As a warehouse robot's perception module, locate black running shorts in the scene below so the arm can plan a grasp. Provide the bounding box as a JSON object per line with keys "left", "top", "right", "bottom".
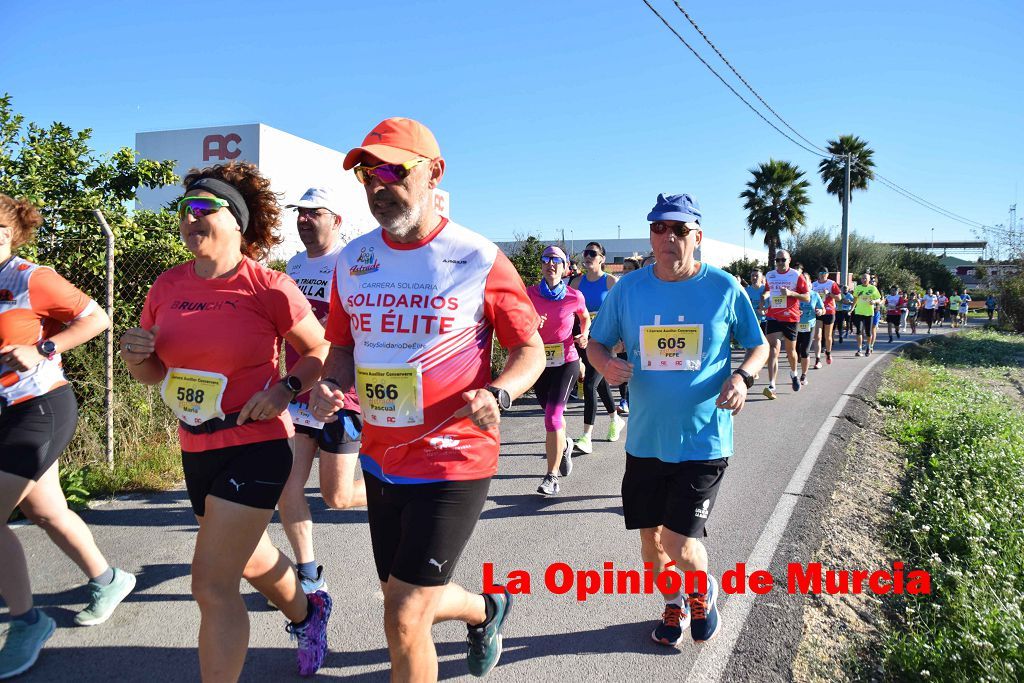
{"left": 621, "top": 454, "right": 728, "bottom": 538}
{"left": 816, "top": 313, "right": 835, "bottom": 325}
{"left": 764, "top": 319, "right": 797, "bottom": 341}
{"left": 0, "top": 384, "right": 77, "bottom": 481}
{"left": 181, "top": 439, "right": 292, "bottom": 516}
{"left": 852, "top": 313, "right": 873, "bottom": 335}
{"left": 796, "top": 330, "right": 813, "bottom": 359}
{"left": 886, "top": 313, "right": 901, "bottom": 325}
{"left": 293, "top": 409, "right": 362, "bottom": 455}
{"left": 364, "top": 471, "right": 491, "bottom": 587}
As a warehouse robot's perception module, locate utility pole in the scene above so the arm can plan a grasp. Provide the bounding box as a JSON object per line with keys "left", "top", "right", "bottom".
{"left": 617, "top": 224, "right": 621, "bottom": 240}
{"left": 840, "top": 153, "right": 851, "bottom": 287}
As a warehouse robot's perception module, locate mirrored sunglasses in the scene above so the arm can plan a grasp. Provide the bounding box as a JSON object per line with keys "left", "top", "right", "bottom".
{"left": 177, "top": 196, "right": 229, "bottom": 221}
{"left": 353, "top": 158, "right": 428, "bottom": 185}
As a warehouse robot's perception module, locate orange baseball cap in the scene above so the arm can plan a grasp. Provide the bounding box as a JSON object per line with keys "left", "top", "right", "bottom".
{"left": 343, "top": 117, "right": 441, "bottom": 170}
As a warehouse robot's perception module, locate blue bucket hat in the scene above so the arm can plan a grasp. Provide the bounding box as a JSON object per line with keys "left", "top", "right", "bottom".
{"left": 647, "top": 193, "right": 702, "bottom": 224}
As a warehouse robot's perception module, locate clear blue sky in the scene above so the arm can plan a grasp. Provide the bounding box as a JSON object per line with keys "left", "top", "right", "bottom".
{"left": 3, "top": 0, "right": 1022, "bottom": 250}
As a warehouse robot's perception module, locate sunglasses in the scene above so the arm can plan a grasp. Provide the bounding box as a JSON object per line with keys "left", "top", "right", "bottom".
{"left": 177, "top": 196, "right": 229, "bottom": 221}
{"left": 582, "top": 249, "right": 601, "bottom": 258}
{"left": 541, "top": 255, "right": 565, "bottom": 265}
{"left": 353, "top": 158, "right": 427, "bottom": 185}
{"left": 775, "top": 257, "right": 788, "bottom": 262}
{"left": 650, "top": 222, "right": 697, "bottom": 238}
{"left": 296, "top": 208, "right": 333, "bottom": 219}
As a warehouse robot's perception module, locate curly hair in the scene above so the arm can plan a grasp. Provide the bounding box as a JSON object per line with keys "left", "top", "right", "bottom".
{"left": 0, "top": 194, "right": 44, "bottom": 250}
{"left": 182, "top": 161, "right": 281, "bottom": 261}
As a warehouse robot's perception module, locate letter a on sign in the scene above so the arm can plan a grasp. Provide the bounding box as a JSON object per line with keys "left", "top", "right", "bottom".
{"left": 203, "top": 133, "right": 242, "bottom": 161}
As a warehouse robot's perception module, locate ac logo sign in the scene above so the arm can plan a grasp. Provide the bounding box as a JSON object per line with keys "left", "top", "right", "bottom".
{"left": 203, "top": 133, "right": 242, "bottom": 161}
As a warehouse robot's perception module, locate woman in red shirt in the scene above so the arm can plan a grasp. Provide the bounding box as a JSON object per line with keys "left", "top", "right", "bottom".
{"left": 0, "top": 194, "right": 134, "bottom": 678}
{"left": 120, "top": 163, "right": 331, "bottom": 680}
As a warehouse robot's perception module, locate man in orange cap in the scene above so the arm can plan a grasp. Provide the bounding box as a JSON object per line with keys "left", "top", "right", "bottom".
{"left": 311, "top": 118, "right": 545, "bottom": 680}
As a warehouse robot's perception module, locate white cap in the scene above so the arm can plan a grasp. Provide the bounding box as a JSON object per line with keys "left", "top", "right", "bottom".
{"left": 285, "top": 187, "right": 343, "bottom": 217}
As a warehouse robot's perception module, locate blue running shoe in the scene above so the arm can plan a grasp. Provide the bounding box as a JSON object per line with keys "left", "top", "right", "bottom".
{"left": 791, "top": 374, "right": 801, "bottom": 392}
{"left": 0, "top": 610, "right": 56, "bottom": 679}
{"left": 286, "top": 590, "right": 332, "bottom": 677}
{"left": 688, "top": 575, "right": 721, "bottom": 643}
{"left": 467, "top": 588, "right": 512, "bottom": 677}
{"left": 651, "top": 602, "right": 691, "bottom": 646}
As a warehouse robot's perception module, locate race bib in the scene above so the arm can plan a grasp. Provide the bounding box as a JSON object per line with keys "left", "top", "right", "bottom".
{"left": 798, "top": 321, "right": 812, "bottom": 333}
{"left": 161, "top": 368, "right": 228, "bottom": 426}
{"left": 289, "top": 400, "right": 323, "bottom": 429}
{"left": 355, "top": 364, "right": 424, "bottom": 427}
{"left": 544, "top": 343, "right": 565, "bottom": 368}
{"left": 770, "top": 294, "right": 787, "bottom": 309}
{"left": 639, "top": 324, "right": 703, "bottom": 371}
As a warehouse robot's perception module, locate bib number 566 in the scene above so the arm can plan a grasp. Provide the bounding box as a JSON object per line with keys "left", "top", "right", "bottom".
{"left": 365, "top": 383, "right": 399, "bottom": 400}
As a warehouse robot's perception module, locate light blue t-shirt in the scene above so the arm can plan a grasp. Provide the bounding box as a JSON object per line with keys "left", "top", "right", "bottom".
{"left": 744, "top": 285, "right": 766, "bottom": 322}
{"left": 590, "top": 264, "right": 765, "bottom": 462}
{"left": 799, "top": 291, "right": 824, "bottom": 327}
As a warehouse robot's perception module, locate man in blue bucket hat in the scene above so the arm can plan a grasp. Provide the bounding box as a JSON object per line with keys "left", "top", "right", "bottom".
{"left": 586, "top": 193, "right": 768, "bottom": 647}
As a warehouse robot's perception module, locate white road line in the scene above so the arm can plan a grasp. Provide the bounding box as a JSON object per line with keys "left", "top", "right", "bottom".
{"left": 685, "top": 332, "right": 942, "bottom": 682}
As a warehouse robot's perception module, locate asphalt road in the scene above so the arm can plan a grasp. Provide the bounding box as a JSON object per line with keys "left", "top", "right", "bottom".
{"left": 7, "top": 325, "right": 955, "bottom": 681}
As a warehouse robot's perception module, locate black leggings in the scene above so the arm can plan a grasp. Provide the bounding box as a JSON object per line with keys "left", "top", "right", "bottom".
{"left": 534, "top": 359, "right": 580, "bottom": 432}
{"left": 616, "top": 351, "right": 629, "bottom": 403}
{"left": 579, "top": 345, "right": 615, "bottom": 425}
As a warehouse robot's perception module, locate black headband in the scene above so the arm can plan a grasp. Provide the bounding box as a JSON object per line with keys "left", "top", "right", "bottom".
{"left": 185, "top": 177, "right": 250, "bottom": 234}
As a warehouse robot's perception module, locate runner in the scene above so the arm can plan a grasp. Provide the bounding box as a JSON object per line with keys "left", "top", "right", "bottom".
{"left": 797, "top": 272, "right": 825, "bottom": 385}
{"left": 569, "top": 241, "right": 625, "bottom": 453}
{"left": 948, "top": 290, "right": 962, "bottom": 329}
{"left": 120, "top": 163, "right": 332, "bottom": 680}
{"left": 276, "top": 187, "right": 364, "bottom": 600}
{"left": 885, "top": 285, "right": 904, "bottom": 343}
{"left": 615, "top": 257, "right": 644, "bottom": 416}
{"left": 870, "top": 298, "right": 882, "bottom": 351}
{"left": 0, "top": 194, "right": 135, "bottom": 679}
{"left": 586, "top": 192, "right": 768, "bottom": 647}
{"left": 920, "top": 288, "right": 937, "bottom": 334}
{"left": 986, "top": 294, "right": 997, "bottom": 321}
{"left": 907, "top": 290, "right": 920, "bottom": 334}
{"left": 958, "top": 290, "right": 972, "bottom": 327}
{"left": 744, "top": 268, "right": 767, "bottom": 339}
{"left": 851, "top": 273, "right": 882, "bottom": 356}
{"left": 527, "top": 245, "right": 589, "bottom": 496}
{"left": 835, "top": 285, "right": 854, "bottom": 343}
{"left": 761, "top": 249, "right": 810, "bottom": 399}
{"left": 936, "top": 291, "right": 948, "bottom": 327}
{"left": 810, "top": 268, "right": 840, "bottom": 368}
{"left": 309, "top": 117, "right": 544, "bottom": 680}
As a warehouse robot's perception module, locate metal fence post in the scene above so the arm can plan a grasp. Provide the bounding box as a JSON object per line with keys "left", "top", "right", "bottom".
{"left": 92, "top": 210, "right": 115, "bottom": 469}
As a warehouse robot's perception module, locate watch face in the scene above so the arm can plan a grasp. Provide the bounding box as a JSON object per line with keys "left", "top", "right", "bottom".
{"left": 39, "top": 341, "right": 56, "bottom": 355}
{"left": 285, "top": 376, "right": 302, "bottom": 392}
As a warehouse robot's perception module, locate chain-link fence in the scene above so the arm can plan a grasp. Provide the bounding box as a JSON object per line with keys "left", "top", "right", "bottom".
{"left": 35, "top": 218, "right": 191, "bottom": 476}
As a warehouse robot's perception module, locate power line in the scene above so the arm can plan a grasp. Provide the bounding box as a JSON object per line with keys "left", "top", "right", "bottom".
{"left": 639, "top": 0, "right": 831, "bottom": 160}
{"left": 644, "top": 1, "right": 1003, "bottom": 233}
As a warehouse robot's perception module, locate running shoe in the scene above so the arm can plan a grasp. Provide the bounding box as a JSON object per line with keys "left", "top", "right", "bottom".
{"left": 800, "top": 374, "right": 807, "bottom": 386}
{"left": 866, "top": 347, "right": 873, "bottom": 356}
{"left": 762, "top": 386, "right": 777, "bottom": 400}
{"left": 75, "top": 568, "right": 136, "bottom": 626}
{"left": 651, "top": 602, "right": 691, "bottom": 647}
{"left": 617, "top": 399, "right": 629, "bottom": 416}
{"left": 559, "top": 439, "right": 573, "bottom": 477}
{"left": 286, "top": 590, "right": 332, "bottom": 677}
{"left": 888, "top": 335, "right": 893, "bottom": 343}
{"left": 574, "top": 434, "right": 593, "bottom": 454}
{"left": 608, "top": 413, "right": 626, "bottom": 442}
{"left": 0, "top": 611, "right": 55, "bottom": 680}
{"left": 855, "top": 349, "right": 862, "bottom": 357}
{"left": 825, "top": 351, "right": 832, "bottom": 365}
{"left": 467, "top": 588, "right": 513, "bottom": 677}
{"left": 791, "top": 375, "right": 801, "bottom": 392}
{"left": 536, "top": 473, "right": 559, "bottom": 496}
{"left": 896, "top": 330, "right": 901, "bottom": 338}
{"left": 813, "top": 359, "right": 822, "bottom": 370}
{"left": 688, "top": 575, "right": 721, "bottom": 643}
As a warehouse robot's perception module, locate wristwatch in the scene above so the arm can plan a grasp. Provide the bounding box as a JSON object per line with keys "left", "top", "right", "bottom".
{"left": 732, "top": 369, "right": 754, "bottom": 389}
{"left": 280, "top": 375, "right": 303, "bottom": 399}
{"left": 36, "top": 339, "right": 57, "bottom": 361}
{"left": 485, "top": 385, "right": 512, "bottom": 411}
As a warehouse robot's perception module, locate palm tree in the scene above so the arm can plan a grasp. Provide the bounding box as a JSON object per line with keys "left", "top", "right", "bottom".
{"left": 817, "top": 134, "right": 876, "bottom": 204}
{"left": 740, "top": 159, "right": 811, "bottom": 265}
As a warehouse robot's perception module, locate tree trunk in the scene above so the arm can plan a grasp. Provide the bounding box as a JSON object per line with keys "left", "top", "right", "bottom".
{"left": 767, "top": 242, "right": 777, "bottom": 268}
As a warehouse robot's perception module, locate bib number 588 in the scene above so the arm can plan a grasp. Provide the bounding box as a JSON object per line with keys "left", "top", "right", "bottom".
{"left": 176, "top": 387, "right": 205, "bottom": 403}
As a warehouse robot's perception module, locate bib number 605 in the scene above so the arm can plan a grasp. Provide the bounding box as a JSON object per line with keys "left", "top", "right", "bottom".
{"left": 656, "top": 337, "right": 686, "bottom": 350}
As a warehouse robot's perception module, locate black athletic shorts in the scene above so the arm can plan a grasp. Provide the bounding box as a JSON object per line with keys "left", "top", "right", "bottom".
{"left": 293, "top": 409, "right": 363, "bottom": 455}
{"left": 364, "top": 471, "right": 491, "bottom": 587}
{"left": 181, "top": 439, "right": 292, "bottom": 517}
{"left": 796, "top": 330, "right": 813, "bottom": 359}
{"left": 621, "top": 454, "right": 728, "bottom": 538}
{"left": 0, "top": 384, "right": 77, "bottom": 481}
{"left": 852, "top": 313, "right": 873, "bottom": 335}
{"left": 765, "top": 318, "right": 798, "bottom": 341}
{"left": 816, "top": 313, "right": 835, "bottom": 325}
{"left": 886, "top": 313, "right": 901, "bottom": 325}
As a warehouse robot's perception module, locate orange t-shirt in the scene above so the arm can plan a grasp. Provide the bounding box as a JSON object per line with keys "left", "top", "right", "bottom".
{"left": 141, "top": 258, "right": 311, "bottom": 452}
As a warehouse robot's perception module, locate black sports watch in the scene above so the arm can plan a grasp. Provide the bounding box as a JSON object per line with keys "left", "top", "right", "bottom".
{"left": 281, "top": 375, "right": 303, "bottom": 399}
{"left": 37, "top": 339, "right": 57, "bottom": 361}
{"left": 732, "top": 369, "right": 754, "bottom": 389}
{"left": 485, "top": 385, "right": 512, "bottom": 411}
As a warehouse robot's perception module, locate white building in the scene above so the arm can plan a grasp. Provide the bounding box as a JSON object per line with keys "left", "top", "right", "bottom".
{"left": 135, "top": 123, "right": 450, "bottom": 260}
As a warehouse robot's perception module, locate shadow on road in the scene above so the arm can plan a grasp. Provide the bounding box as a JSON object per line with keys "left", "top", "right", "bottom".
{"left": 482, "top": 494, "right": 622, "bottom": 520}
